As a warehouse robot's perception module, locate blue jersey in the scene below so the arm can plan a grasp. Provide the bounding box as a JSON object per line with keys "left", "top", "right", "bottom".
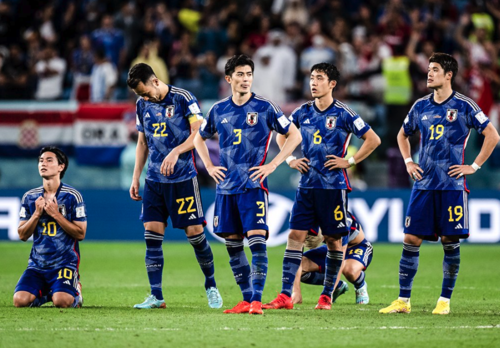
{"left": 199, "top": 93, "right": 291, "bottom": 194}
{"left": 19, "top": 183, "right": 87, "bottom": 270}
{"left": 136, "top": 86, "right": 204, "bottom": 184}
{"left": 290, "top": 100, "right": 371, "bottom": 190}
{"left": 402, "top": 92, "right": 490, "bottom": 191}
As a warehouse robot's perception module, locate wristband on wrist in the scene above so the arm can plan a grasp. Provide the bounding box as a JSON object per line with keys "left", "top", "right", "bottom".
{"left": 286, "top": 156, "right": 297, "bottom": 165}
{"left": 471, "top": 162, "right": 481, "bottom": 172}
{"left": 348, "top": 157, "right": 356, "bottom": 167}
{"left": 404, "top": 157, "right": 414, "bottom": 164}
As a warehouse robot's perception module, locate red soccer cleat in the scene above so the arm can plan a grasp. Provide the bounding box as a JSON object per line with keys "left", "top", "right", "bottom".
{"left": 315, "top": 295, "right": 332, "bottom": 310}
{"left": 249, "top": 301, "right": 263, "bottom": 315}
{"left": 262, "top": 293, "right": 293, "bottom": 310}
{"left": 223, "top": 301, "right": 251, "bottom": 314}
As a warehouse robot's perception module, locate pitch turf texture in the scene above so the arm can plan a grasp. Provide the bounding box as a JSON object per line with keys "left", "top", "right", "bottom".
{"left": 1, "top": 242, "right": 499, "bottom": 348}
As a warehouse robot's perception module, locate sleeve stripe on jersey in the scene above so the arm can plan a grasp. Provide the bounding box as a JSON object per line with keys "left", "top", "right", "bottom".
{"left": 409, "top": 93, "right": 432, "bottom": 111}
{"left": 455, "top": 93, "right": 480, "bottom": 112}
{"left": 206, "top": 97, "right": 230, "bottom": 116}
{"left": 61, "top": 187, "right": 83, "bottom": 203}
{"left": 254, "top": 95, "right": 281, "bottom": 113}
{"left": 334, "top": 101, "right": 356, "bottom": 117}
{"left": 21, "top": 187, "right": 43, "bottom": 204}
{"left": 170, "top": 87, "right": 193, "bottom": 101}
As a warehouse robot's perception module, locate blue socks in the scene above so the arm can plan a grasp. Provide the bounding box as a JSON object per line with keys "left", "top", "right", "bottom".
{"left": 399, "top": 243, "right": 420, "bottom": 298}
{"left": 353, "top": 271, "right": 366, "bottom": 290}
{"left": 441, "top": 242, "right": 460, "bottom": 299}
{"left": 321, "top": 250, "right": 344, "bottom": 297}
{"left": 144, "top": 230, "right": 164, "bottom": 300}
{"left": 280, "top": 249, "right": 302, "bottom": 297}
{"left": 187, "top": 233, "right": 216, "bottom": 289}
{"left": 248, "top": 235, "right": 268, "bottom": 302}
{"left": 301, "top": 271, "right": 324, "bottom": 285}
{"left": 226, "top": 239, "right": 253, "bottom": 302}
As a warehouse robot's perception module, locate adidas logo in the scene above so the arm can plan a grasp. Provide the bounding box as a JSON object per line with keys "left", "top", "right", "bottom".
{"left": 257, "top": 218, "right": 265, "bottom": 224}
{"left": 189, "top": 214, "right": 197, "bottom": 220}
{"left": 337, "top": 222, "right": 345, "bottom": 228}
{"left": 455, "top": 223, "right": 463, "bottom": 229}
{"left": 422, "top": 115, "right": 428, "bottom": 120}
{"left": 221, "top": 118, "right": 228, "bottom": 124}
{"left": 63, "top": 280, "right": 71, "bottom": 285}
{"left": 304, "top": 119, "right": 311, "bottom": 124}
{"left": 145, "top": 112, "right": 150, "bottom": 118}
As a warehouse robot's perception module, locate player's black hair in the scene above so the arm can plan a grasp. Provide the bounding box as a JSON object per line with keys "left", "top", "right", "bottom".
{"left": 429, "top": 52, "right": 458, "bottom": 85}
{"left": 224, "top": 54, "right": 254, "bottom": 76}
{"left": 39, "top": 146, "right": 68, "bottom": 179}
{"left": 311, "top": 62, "right": 340, "bottom": 83}
{"left": 127, "top": 63, "right": 157, "bottom": 89}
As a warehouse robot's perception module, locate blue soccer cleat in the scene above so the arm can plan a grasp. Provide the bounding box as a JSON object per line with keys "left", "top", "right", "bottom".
{"left": 134, "top": 294, "right": 166, "bottom": 309}
{"left": 331, "top": 281, "right": 349, "bottom": 303}
{"left": 206, "top": 287, "right": 223, "bottom": 309}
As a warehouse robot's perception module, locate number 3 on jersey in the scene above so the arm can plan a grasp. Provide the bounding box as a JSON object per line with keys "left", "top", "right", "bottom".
{"left": 233, "top": 129, "right": 242, "bottom": 145}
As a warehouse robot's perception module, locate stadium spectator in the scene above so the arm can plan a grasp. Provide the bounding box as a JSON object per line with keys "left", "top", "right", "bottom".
{"left": 89, "top": 49, "right": 117, "bottom": 103}
{"left": 0, "top": 44, "right": 31, "bottom": 99}
{"left": 131, "top": 41, "right": 169, "bottom": 85}
{"left": 34, "top": 44, "right": 66, "bottom": 100}
{"left": 91, "top": 14, "right": 125, "bottom": 69}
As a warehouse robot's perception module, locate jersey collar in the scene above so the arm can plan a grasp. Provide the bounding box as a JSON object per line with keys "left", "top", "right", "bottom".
{"left": 313, "top": 99, "right": 336, "bottom": 114}
{"left": 230, "top": 93, "right": 255, "bottom": 108}
{"left": 43, "top": 182, "right": 63, "bottom": 198}
{"left": 430, "top": 91, "right": 455, "bottom": 106}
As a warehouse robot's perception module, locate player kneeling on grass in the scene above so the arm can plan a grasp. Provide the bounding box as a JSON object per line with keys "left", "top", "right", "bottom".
{"left": 291, "top": 212, "right": 373, "bottom": 305}
{"left": 14, "top": 147, "right": 85, "bottom": 308}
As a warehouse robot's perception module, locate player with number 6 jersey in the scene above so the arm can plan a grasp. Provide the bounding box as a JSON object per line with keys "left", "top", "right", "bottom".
{"left": 380, "top": 53, "right": 500, "bottom": 316}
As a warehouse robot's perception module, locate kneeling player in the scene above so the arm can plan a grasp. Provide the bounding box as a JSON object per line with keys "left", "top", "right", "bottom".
{"left": 14, "top": 147, "right": 86, "bottom": 308}
{"left": 292, "top": 212, "right": 373, "bottom": 304}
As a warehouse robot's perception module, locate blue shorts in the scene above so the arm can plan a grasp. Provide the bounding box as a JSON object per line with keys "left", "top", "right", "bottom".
{"left": 405, "top": 189, "right": 469, "bottom": 241}
{"left": 290, "top": 188, "right": 349, "bottom": 236}
{"left": 141, "top": 178, "right": 206, "bottom": 229}
{"left": 213, "top": 189, "right": 268, "bottom": 236}
{"left": 15, "top": 267, "right": 79, "bottom": 298}
{"left": 345, "top": 239, "right": 373, "bottom": 270}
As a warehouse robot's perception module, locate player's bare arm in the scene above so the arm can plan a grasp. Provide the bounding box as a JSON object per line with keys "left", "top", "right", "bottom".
{"left": 277, "top": 133, "right": 310, "bottom": 174}
{"left": 448, "top": 123, "right": 500, "bottom": 179}
{"left": 130, "top": 131, "right": 148, "bottom": 201}
{"left": 161, "top": 119, "right": 203, "bottom": 176}
{"left": 324, "top": 128, "right": 381, "bottom": 170}
{"left": 250, "top": 123, "right": 302, "bottom": 183}
{"left": 17, "top": 196, "right": 45, "bottom": 241}
{"left": 194, "top": 132, "right": 227, "bottom": 184}
{"left": 44, "top": 197, "right": 87, "bottom": 241}
{"left": 397, "top": 127, "right": 424, "bottom": 181}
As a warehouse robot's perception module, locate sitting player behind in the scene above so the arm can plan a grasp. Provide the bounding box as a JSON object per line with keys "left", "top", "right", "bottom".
{"left": 292, "top": 211, "right": 373, "bottom": 305}
{"left": 13, "top": 146, "right": 86, "bottom": 308}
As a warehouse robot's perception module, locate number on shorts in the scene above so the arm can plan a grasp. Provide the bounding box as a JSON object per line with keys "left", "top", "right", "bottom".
{"left": 334, "top": 206, "right": 343, "bottom": 221}
{"left": 57, "top": 268, "right": 73, "bottom": 280}
{"left": 349, "top": 248, "right": 363, "bottom": 255}
{"left": 448, "top": 205, "right": 463, "bottom": 222}
{"left": 176, "top": 197, "right": 196, "bottom": 214}
{"left": 256, "top": 201, "right": 265, "bottom": 217}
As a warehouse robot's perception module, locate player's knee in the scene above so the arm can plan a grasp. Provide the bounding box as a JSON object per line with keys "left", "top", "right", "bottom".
{"left": 343, "top": 266, "right": 358, "bottom": 282}
{"left": 52, "top": 294, "right": 74, "bottom": 308}
{"left": 13, "top": 293, "right": 32, "bottom": 307}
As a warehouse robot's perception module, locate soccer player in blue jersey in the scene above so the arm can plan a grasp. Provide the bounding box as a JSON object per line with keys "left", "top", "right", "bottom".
{"left": 264, "top": 62, "right": 380, "bottom": 310}
{"left": 291, "top": 212, "right": 373, "bottom": 305}
{"left": 194, "top": 55, "right": 302, "bottom": 315}
{"left": 380, "top": 53, "right": 500, "bottom": 315}
{"left": 13, "top": 147, "right": 85, "bottom": 308}
{"left": 127, "top": 63, "right": 222, "bottom": 309}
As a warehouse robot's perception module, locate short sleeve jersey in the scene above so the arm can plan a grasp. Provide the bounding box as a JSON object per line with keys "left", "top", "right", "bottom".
{"left": 199, "top": 93, "right": 291, "bottom": 194}
{"left": 402, "top": 92, "right": 490, "bottom": 191}
{"left": 136, "top": 86, "right": 204, "bottom": 183}
{"left": 19, "top": 183, "right": 87, "bottom": 270}
{"left": 290, "top": 100, "right": 371, "bottom": 190}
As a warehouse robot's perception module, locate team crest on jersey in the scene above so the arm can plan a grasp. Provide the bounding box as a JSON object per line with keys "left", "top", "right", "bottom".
{"left": 405, "top": 216, "right": 411, "bottom": 228}
{"left": 166, "top": 105, "right": 175, "bottom": 118}
{"left": 214, "top": 216, "right": 219, "bottom": 227}
{"left": 446, "top": 109, "right": 458, "bottom": 122}
{"left": 246, "top": 112, "right": 258, "bottom": 126}
{"left": 58, "top": 204, "right": 66, "bottom": 217}
{"left": 326, "top": 116, "right": 337, "bottom": 130}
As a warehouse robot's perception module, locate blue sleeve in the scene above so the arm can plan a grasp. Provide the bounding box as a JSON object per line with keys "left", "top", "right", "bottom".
{"left": 19, "top": 195, "right": 31, "bottom": 221}
{"left": 182, "top": 93, "right": 204, "bottom": 122}
{"left": 267, "top": 104, "right": 291, "bottom": 135}
{"left": 343, "top": 111, "right": 371, "bottom": 138}
{"left": 70, "top": 196, "right": 87, "bottom": 222}
{"left": 135, "top": 98, "right": 144, "bottom": 133}
{"left": 402, "top": 103, "right": 418, "bottom": 136}
{"left": 466, "top": 107, "right": 490, "bottom": 134}
{"left": 199, "top": 105, "right": 217, "bottom": 139}
{"left": 289, "top": 107, "right": 301, "bottom": 129}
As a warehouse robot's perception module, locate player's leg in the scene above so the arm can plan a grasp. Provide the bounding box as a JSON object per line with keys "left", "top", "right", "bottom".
{"left": 331, "top": 242, "right": 349, "bottom": 303}
{"left": 344, "top": 240, "right": 373, "bottom": 304}
{"left": 50, "top": 267, "right": 81, "bottom": 308}
{"left": 13, "top": 269, "right": 48, "bottom": 307}
{"left": 300, "top": 247, "right": 326, "bottom": 285}
{"left": 433, "top": 191, "right": 468, "bottom": 315}
{"left": 316, "top": 234, "right": 344, "bottom": 310}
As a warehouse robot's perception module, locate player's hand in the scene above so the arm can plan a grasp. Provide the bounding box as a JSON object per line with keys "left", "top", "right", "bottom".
{"left": 249, "top": 163, "right": 277, "bottom": 183}
{"left": 289, "top": 158, "right": 310, "bottom": 174}
{"left": 207, "top": 165, "right": 227, "bottom": 184}
{"left": 406, "top": 162, "right": 424, "bottom": 181}
{"left": 324, "top": 155, "right": 350, "bottom": 170}
{"left": 44, "top": 197, "right": 59, "bottom": 218}
{"left": 34, "top": 196, "right": 45, "bottom": 218}
{"left": 291, "top": 291, "right": 302, "bottom": 305}
{"left": 448, "top": 165, "right": 475, "bottom": 179}
{"left": 161, "top": 149, "right": 180, "bottom": 176}
{"left": 129, "top": 180, "right": 142, "bottom": 201}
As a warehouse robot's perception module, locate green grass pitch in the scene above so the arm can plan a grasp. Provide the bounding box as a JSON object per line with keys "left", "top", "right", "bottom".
{"left": 1, "top": 242, "right": 500, "bottom": 348}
